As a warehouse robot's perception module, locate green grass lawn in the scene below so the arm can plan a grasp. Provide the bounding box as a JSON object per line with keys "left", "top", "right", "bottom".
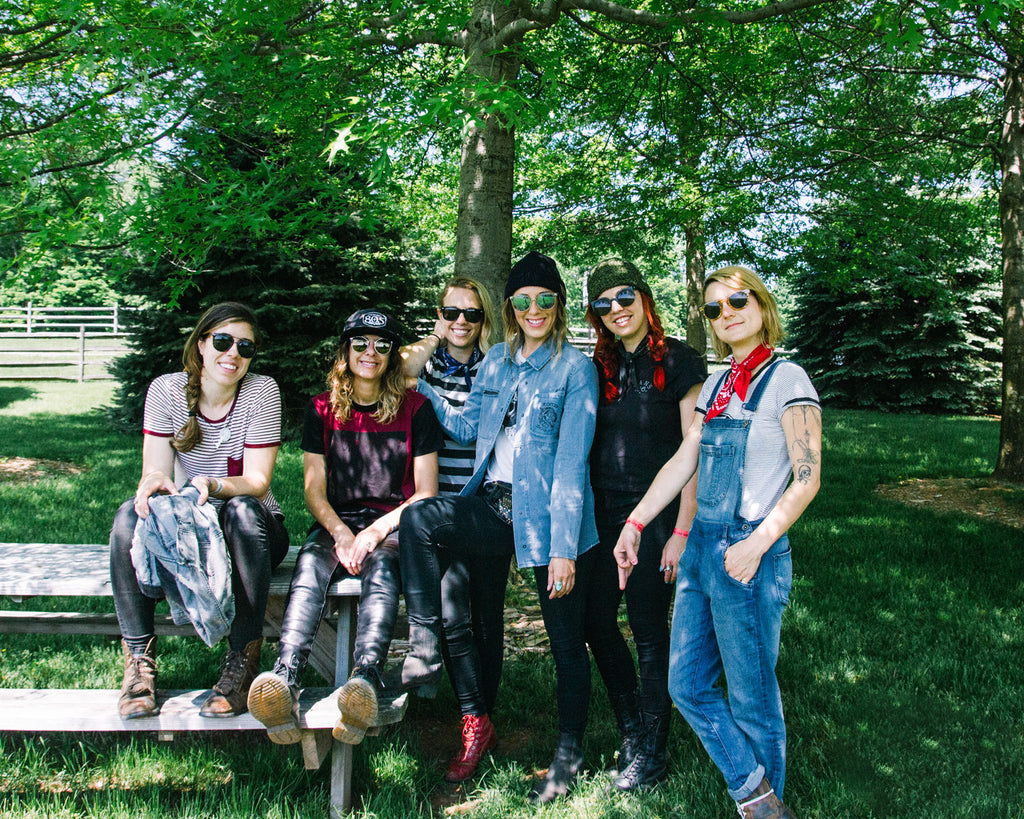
{"left": 0, "top": 381, "right": 1021, "bottom": 818}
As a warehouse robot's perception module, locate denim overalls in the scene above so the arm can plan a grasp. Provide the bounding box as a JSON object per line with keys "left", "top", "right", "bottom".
{"left": 667, "top": 359, "right": 794, "bottom": 802}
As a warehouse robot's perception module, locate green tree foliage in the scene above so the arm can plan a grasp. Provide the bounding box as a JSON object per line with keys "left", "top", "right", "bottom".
{"left": 784, "top": 183, "right": 1001, "bottom": 413}
{"left": 108, "top": 109, "right": 416, "bottom": 434}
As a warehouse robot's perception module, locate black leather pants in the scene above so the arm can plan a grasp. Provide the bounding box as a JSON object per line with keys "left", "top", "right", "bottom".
{"left": 110, "top": 495, "right": 289, "bottom": 654}
{"left": 399, "top": 495, "right": 516, "bottom": 713}
{"left": 276, "top": 523, "right": 400, "bottom": 680}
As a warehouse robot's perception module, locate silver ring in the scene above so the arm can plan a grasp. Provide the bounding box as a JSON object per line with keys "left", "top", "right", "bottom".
{"left": 554, "top": 581, "right": 563, "bottom": 592}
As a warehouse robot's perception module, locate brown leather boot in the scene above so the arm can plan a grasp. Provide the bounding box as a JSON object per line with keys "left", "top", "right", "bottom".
{"left": 118, "top": 637, "right": 158, "bottom": 719}
{"left": 200, "top": 637, "right": 263, "bottom": 717}
{"left": 736, "top": 778, "right": 797, "bottom": 819}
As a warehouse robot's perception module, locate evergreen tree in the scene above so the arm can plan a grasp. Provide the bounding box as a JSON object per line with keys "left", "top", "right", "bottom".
{"left": 109, "top": 114, "right": 416, "bottom": 435}
{"left": 786, "top": 186, "right": 1001, "bottom": 414}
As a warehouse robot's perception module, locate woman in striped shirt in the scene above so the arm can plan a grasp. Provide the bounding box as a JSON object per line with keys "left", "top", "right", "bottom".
{"left": 109, "top": 302, "right": 289, "bottom": 719}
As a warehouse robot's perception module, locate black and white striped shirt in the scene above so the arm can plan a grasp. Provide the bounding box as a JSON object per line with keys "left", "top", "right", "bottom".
{"left": 421, "top": 352, "right": 480, "bottom": 495}
{"left": 142, "top": 371, "right": 282, "bottom": 515}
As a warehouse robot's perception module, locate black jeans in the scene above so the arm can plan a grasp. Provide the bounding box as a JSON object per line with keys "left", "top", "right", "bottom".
{"left": 441, "top": 552, "right": 511, "bottom": 716}
{"left": 534, "top": 547, "right": 597, "bottom": 739}
{"left": 586, "top": 490, "right": 677, "bottom": 718}
{"left": 400, "top": 495, "right": 513, "bottom": 717}
{"left": 276, "top": 522, "right": 400, "bottom": 679}
{"left": 110, "top": 495, "right": 289, "bottom": 651}
{"left": 401, "top": 494, "right": 594, "bottom": 737}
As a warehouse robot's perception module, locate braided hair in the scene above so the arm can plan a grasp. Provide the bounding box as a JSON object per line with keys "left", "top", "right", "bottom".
{"left": 586, "top": 291, "right": 667, "bottom": 405}
{"left": 173, "top": 302, "right": 261, "bottom": 453}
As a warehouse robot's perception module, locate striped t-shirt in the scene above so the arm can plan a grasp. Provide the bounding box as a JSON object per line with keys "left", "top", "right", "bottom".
{"left": 697, "top": 358, "right": 819, "bottom": 522}
{"left": 421, "top": 351, "right": 481, "bottom": 495}
{"left": 142, "top": 371, "right": 282, "bottom": 515}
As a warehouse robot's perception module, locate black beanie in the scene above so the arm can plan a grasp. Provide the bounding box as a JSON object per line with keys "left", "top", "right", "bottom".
{"left": 504, "top": 251, "right": 566, "bottom": 302}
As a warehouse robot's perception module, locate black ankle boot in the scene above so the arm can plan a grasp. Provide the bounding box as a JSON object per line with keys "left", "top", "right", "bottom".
{"left": 612, "top": 712, "right": 670, "bottom": 792}
{"left": 334, "top": 664, "right": 389, "bottom": 745}
{"left": 397, "top": 624, "right": 441, "bottom": 697}
{"left": 247, "top": 647, "right": 306, "bottom": 745}
{"left": 610, "top": 690, "right": 643, "bottom": 772}
{"left": 529, "top": 733, "right": 584, "bottom": 804}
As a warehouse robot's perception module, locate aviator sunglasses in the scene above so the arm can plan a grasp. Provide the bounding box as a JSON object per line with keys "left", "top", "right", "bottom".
{"left": 208, "top": 332, "right": 257, "bottom": 358}
{"left": 509, "top": 291, "right": 558, "bottom": 312}
{"left": 702, "top": 289, "right": 752, "bottom": 321}
{"left": 440, "top": 306, "right": 485, "bottom": 323}
{"left": 350, "top": 336, "right": 394, "bottom": 355}
{"left": 590, "top": 287, "right": 637, "bottom": 316}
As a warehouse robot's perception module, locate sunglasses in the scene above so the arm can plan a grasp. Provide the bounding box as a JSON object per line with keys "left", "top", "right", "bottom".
{"left": 509, "top": 292, "right": 558, "bottom": 312}
{"left": 590, "top": 287, "right": 637, "bottom": 317}
{"left": 350, "top": 336, "right": 394, "bottom": 355}
{"left": 702, "top": 289, "right": 752, "bottom": 321}
{"left": 208, "top": 332, "right": 257, "bottom": 358}
{"left": 440, "top": 306, "right": 485, "bottom": 323}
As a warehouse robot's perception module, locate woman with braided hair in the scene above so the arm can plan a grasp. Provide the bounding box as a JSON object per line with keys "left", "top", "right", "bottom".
{"left": 583, "top": 259, "right": 706, "bottom": 791}
{"left": 109, "top": 302, "right": 289, "bottom": 719}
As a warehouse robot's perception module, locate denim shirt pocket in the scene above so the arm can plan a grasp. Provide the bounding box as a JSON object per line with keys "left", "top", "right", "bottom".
{"left": 528, "top": 390, "right": 564, "bottom": 441}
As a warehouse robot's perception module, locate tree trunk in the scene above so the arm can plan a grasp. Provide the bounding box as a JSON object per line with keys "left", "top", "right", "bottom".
{"left": 454, "top": 0, "right": 522, "bottom": 314}
{"left": 684, "top": 222, "right": 707, "bottom": 357}
{"left": 995, "top": 38, "right": 1024, "bottom": 482}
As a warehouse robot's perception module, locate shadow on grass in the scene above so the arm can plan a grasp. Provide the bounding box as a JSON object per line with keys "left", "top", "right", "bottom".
{"left": 0, "top": 385, "right": 36, "bottom": 409}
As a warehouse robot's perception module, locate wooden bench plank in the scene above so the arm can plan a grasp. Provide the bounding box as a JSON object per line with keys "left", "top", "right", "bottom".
{"left": 0, "top": 688, "right": 408, "bottom": 735}
{"left": 0, "top": 542, "right": 382, "bottom": 815}
{"left": 0, "top": 542, "right": 363, "bottom": 599}
{"left": 0, "top": 610, "right": 285, "bottom": 636}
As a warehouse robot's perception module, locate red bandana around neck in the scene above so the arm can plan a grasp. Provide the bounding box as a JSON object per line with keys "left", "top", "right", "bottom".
{"left": 704, "top": 344, "right": 774, "bottom": 422}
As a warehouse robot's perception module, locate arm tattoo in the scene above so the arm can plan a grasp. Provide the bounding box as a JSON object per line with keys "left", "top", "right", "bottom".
{"left": 787, "top": 407, "right": 821, "bottom": 485}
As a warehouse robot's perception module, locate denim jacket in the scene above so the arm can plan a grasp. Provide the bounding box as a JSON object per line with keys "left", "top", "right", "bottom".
{"left": 130, "top": 486, "right": 234, "bottom": 646}
{"left": 418, "top": 338, "right": 599, "bottom": 568}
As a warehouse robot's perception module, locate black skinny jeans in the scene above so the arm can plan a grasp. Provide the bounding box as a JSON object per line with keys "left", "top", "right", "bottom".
{"left": 586, "top": 490, "right": 678, "bottom": 719}
{"left": 401, "top": 494, "right": 595, "bottom": 738}
{"left": 441, "top": 552, "right": 510, "bottom": 716}
{"left": 276, "top": 522, "right": 400, "bottom": 681}
{"left": 110, "top": 495, "right": 289, "bottom": 652}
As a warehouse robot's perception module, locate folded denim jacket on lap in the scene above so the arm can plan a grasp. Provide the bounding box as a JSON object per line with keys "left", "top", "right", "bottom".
{"left": 130, "top": 486, "right": 234, "bottom": 646}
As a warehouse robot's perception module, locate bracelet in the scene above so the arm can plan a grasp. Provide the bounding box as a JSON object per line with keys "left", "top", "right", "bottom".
{"left": 626, "top": 517, "right": 644, "bottom": 533}
{"left": 673, "top": 528, "right": 689, "bottom": 538}
{"left": 209, "top": 477, "right": 223, "bottom": 496}
{"left": 428, "top": 333, "right": 442, "bottom": 345}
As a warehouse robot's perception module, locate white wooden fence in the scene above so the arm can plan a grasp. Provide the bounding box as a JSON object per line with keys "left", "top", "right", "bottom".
{"left": 0, "top": 304, "right": 128, "bottom": 335}
{"left": 0, "top": 305, "right": 131, "bottom": 382}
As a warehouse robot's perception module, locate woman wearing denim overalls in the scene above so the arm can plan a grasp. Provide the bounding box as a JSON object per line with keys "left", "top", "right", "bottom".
{"left": 615, "top": 266, "right": 821, "bottom": 819}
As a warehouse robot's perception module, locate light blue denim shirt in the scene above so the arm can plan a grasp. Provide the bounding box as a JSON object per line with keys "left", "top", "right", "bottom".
{"left": 418, "top": 338, "right": 599, "bottom": 568}
{"left": 130, "top": 486, "right": 234, "bottom": 647}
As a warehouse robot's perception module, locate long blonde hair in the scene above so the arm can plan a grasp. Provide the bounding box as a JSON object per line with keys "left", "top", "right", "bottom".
{"left": 439, "top": 276, "right": 496, "bottom": 353}
{"left": 703, "top": 265, "right": 785, "bottom": 360}
{"left": 328, "top": 339, "right": 407, "bottom": 425}
{"left": 174, "top": 302, "right": 261, "bottom": 453}
{"left": 501, "top": 297, "right": 569, "bottom": 360}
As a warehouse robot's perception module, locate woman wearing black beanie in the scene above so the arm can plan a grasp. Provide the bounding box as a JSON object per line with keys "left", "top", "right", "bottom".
{"left": 399, "top": 251, "right": 601, "bottom": 802}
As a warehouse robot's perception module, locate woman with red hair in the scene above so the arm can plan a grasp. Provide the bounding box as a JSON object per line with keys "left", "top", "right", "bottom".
{"left": 583, "top": 259, "right": 706, "bottom": 791}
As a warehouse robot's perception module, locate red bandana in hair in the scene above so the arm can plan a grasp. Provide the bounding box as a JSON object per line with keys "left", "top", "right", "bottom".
{"left": 704, "top": 344, "right": 773, "bottom": 422}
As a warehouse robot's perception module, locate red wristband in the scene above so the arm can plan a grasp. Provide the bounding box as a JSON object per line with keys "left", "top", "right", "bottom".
{"left": 626, "top": 518, "right": 644, "bottom": 533}
{"left": 673, "top": 528, "right": 689, "bottom": 538}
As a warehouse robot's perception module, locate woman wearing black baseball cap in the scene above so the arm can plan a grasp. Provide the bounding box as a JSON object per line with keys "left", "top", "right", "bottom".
{"left": 248, "top": 308, "right": 443, "bottom": 746}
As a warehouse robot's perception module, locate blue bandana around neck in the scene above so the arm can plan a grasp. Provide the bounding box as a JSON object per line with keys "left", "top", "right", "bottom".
{"left": 437, "top": 345, "right": 483, "bottom": 388}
